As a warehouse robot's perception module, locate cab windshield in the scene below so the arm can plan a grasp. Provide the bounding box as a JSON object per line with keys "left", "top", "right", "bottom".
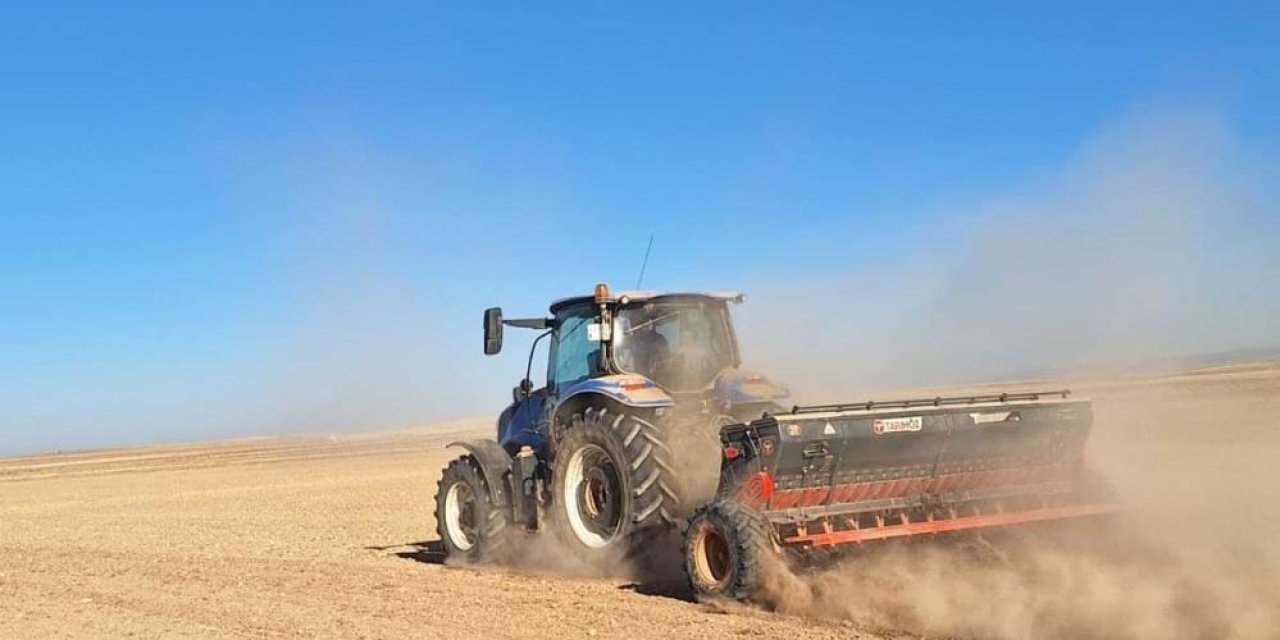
{"left": 612, "top": 299, "right": 735, "bottom": 391}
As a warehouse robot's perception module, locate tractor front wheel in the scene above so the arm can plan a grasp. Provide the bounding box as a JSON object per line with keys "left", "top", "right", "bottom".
{"left": 435, "top": 455, "right": 511, "bottom": 563}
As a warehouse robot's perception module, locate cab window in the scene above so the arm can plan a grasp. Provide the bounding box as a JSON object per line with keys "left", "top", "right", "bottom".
{"left": 550, "top": 305, "right": 600, "bottom": 391}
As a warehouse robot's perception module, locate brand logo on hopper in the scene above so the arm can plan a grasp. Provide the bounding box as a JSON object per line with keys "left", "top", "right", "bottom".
{"left": 872, "top": 416, "right": 923, "bottom": 434}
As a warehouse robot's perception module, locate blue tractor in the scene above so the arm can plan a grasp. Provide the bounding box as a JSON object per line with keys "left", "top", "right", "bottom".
{"left": 434, "top": 283, "right": 790, "bottom": 562}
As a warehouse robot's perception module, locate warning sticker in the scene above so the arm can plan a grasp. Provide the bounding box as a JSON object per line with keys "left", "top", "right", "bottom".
{"left": 970, "top": 411, "right": 1019, "bottom": 424}
{"left": 872, "top": 416, "right": 923, "bottom": 435}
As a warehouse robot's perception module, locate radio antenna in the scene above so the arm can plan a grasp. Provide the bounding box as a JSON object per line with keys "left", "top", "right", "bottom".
{"left": 635, "top": 235, "right": 654, "bottom": 289}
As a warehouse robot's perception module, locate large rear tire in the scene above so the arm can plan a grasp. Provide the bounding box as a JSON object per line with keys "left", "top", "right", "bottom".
{"left": 435, "top": 455, "right": 511, "bottom": 563}
{"left": 551, "top": 407, "right": 679, "bottom": 554}
{"left": 684, "top": 500, "right": 774, "bottom": 601}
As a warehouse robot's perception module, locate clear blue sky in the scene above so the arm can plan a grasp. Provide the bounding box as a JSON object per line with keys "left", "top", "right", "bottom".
{"left": 2, "top": 2, "right": 1278, "bottom": 454}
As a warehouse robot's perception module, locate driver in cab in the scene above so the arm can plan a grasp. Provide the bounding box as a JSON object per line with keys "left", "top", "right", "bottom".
{"left": 623, "top": 306, "right": 670, "bottom": 382}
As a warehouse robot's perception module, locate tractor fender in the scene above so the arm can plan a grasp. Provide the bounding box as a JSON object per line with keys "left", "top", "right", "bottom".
{"left": 558, "top": 374, "right": 674, "bottom": 410}
{"left": 554, "top": 375, "right": 674, "bottom": 428}
{"left": 446, "top": 439, "right": 516, "bottom": 507}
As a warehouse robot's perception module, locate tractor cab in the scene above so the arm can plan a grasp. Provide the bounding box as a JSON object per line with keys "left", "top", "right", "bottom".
{"left": 611, "top": 296, "right": 740, "bottom": 392}
{"left": 548, "top": 287, "right": 742, "bottom": 394}
{"left": 483, "top": 284, "right": 787, "bottom": 454}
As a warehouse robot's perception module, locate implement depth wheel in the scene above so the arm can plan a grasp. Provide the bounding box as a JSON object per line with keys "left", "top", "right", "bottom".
{"left": 435, "top": 455, "right": 510, "bottom": 563}
{"left": 684, "top": 501, "right": 774, "bottom": 601}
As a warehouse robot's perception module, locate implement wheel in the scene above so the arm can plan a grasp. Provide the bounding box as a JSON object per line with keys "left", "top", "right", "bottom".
{"left": 435, "top": 455, "right": 510, "bottom": 563}
{"left": 684, "top": 500, "right": 774, "bottom": 601}
{"left": 551, "top": 407, "right": 678, "bottom": 554}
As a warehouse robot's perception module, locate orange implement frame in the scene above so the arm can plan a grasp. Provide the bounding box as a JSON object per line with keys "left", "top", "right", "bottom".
{"left": 783, "top": 502, "right": 1120, "bottom": 547}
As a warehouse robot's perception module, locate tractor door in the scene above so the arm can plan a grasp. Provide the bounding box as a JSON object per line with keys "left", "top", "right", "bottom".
{"left": 548, "top": 302, "right": 604, "bottom": 399}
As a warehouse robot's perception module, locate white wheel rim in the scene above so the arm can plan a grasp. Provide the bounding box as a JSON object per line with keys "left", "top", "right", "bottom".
{"left": 563, "top": 444, "right": 621, "bottom": 549}
{"left": 443, "top": 482, "right": 476, "bottom": 551}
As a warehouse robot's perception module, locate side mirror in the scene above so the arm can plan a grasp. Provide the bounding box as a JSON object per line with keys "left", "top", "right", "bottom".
{"left": 512, "top": 378, "right": 534, "bottom": 403}
{"left": 483, "top": 307, "right": 503, "bottom": 355}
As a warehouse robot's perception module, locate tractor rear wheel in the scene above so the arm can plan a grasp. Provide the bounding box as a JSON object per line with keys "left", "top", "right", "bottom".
{"left": 551, "top": 407, "right": 678, "bottom": 554}
{"left": 684, "top": 500, "right": 775, "bottom": 601}
{"left": 435, "top": 455, "right": 511, "bottom": 563}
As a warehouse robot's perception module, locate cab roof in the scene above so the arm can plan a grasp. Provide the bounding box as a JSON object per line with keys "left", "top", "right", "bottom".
{"left": 549, "top": 290, "right": 744, "bottom": 313}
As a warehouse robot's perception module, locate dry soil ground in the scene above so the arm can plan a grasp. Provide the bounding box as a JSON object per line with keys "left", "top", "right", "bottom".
{"left": 2, "top": 363, "right": 1278, "bottom": 639}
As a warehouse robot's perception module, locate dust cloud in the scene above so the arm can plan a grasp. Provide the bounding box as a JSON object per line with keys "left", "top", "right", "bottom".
{"left": 736, "top": 108, "right": 1280, "bottom": 399}
{"left": 489, "top": 526, "right": 637, "bottom": 579}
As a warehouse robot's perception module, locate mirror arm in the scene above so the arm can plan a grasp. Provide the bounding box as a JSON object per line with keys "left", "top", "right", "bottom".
{"left": 504, "top": 317, "right": 552, "bottom": 330}
{"left": 521, "top": 329, "right": 552, "bottom": 398}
